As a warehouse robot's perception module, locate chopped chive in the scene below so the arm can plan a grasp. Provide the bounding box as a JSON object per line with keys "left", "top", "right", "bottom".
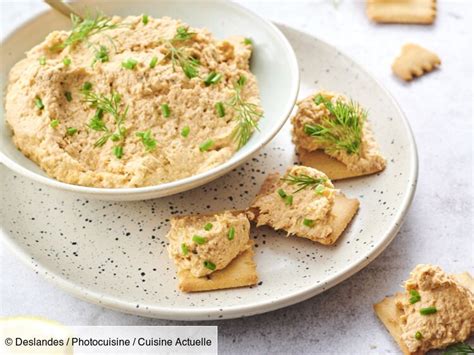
{"left": 113, "top": 145, "right": 123, "bottom": 159}
{"left": 204, "top": 223, "right": 213, "bottom": 231}
{"left": 94, "top": 45, "right": 109, "bottom": 64}
{"left": 50, "top": 119, "right": 59, "bottom": 128}
{"left": 66, "top": 127, "right": 77, "bottom": 136}
{"left": 64, "top": 91, "right": 73, "bottom": 102}
{"left": 284, "top": 195, "right": 293, "bottom": 206}
{"left": 204, "top": 72, "right": 222, "bottom": 86}
{"left": 409, "top": 290, "right": 421, "bottom": 304}
{"left": 315, "top": 184, "right": 325, "bottom": 195}
{"left": 63, "top": 57, "right": 71, "bottom": 66}
{"left": 34, "top": 97, "right": 44, "bottom": 109}
{"left": 277, "top": 188, "right": 287, "bottom": 198}
{"left": 181, "top": 125, "right": 190, "bottom": 138}
{"left": 161, "top": 103, "right": 171, "bottom": 118}
{"left": 215, "top": 102, "right": 225, "bottom": 117}
{"left": 303, "top": 218, "right": 314, "bottom": 227}
{"left": 420, "top": 307, "right": 437, "bottom": 315}
{"left": 142, "top": 14, "right": 149, "bottom": 25}
{"left": 181, "top": 243, "right": 188, "bottom": 256}
{"left": 203, "top": 260, "right": 216, "bottom": 271}
{"left": 244, "top": 38, "right": 252, "bottom": 45}
{"left": 228, "top": 226, "right": 235, "bottom": 240}
{"left": 192, "top": 235, "right": 206, "bottom": 245}
{"left": 39, "top": 56, "right": 46, "bottom": 65}
{"left": 135, "top": 129, "right": 157, "bottom": 151}
{"left": 121, "top": 58, "right": 138, "bottom": 70}
{"left": 199, "top": 139, "right": 214, "bottom": 152}
{"left": 149, "top": 56, "right": 158, "bottom": 68}
{"left": 82, "top": 81, "right": 92, "bottom": 91}
{"left": 415, "top": 331, "right": 423, "bottom": 340}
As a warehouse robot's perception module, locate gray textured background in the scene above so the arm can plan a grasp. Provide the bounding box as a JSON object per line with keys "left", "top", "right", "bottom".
{"left": 1, "top": 1, "right": 473, "bottom": 354}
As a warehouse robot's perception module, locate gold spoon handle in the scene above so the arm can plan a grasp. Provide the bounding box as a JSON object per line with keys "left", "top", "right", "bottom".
{"left": 43, "top": 0, "right": 81, "bottom": 19}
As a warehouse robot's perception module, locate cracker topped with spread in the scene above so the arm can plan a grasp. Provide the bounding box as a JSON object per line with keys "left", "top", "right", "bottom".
{"left": 248, "top": 165, "right": 359, "bottom": 245}
{"left": 166, "top": 210, "right": 258, "bottom": 292}
{"left": 292, "top": 91, "right": 386, "bottom": 180}
{"left": 374, "top": 264, "right": 474, "bottom": 354}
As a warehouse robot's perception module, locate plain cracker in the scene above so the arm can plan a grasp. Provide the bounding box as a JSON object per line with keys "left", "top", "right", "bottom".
{"left": 392, "top": 43, "right": 441, "bottom": 81}
{"left": 249, "top": 173, "right": 360, "bottom": 245}
{"left": 177, "top": 241, "right": 258, "bottom": 292}
{"left": 374, "top": 272, "right": 473, "bottom": 355}
{"left": 366, "top": 0, "right": 436, "bottom": 24}
{"left": 297, "top": 147, "right": 384, "bottom": 180}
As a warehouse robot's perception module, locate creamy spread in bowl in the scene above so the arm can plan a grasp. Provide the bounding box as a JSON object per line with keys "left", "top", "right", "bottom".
{"left": 5, "top": 15, "right": 262, "bottom": 188}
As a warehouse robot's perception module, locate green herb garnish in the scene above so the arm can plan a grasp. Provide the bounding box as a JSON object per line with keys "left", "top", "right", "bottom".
{"left": 164, "top": 26, "right": 199, "bottom": 78}
{"left": 66, "top": 127, "right": 78, "bottom": 136}
{"left": 204, "top": 223, "right": 213, "bottom": 231}
{"left": 303, "top": 218, "right": 315, "bottom": 227}
{"left": 199, "top": 139, "right": 214, "bottom": 152}
{"left": 50, "top": 119, "right": 59, "bottom": 128}
{"left": 420, "top": 306, "right": 437, "bottom": 315}
{"left": 409, "top": 289, "right": 421, "bottom": 304}
{"left": 228, "top": 226, "right": 235, "bottom": 240}
{"left": 142, "top": 14, "right": 149, "bottom": 25}
{"left": 92, "top": 45, "right": 109, "bottom": 65}
{"left": 227, "top": 75, "right": 262, "bottom": 149}
{"left": 113, "top": 145, "right": 123, "bottom": 159}
{"left": 284, "top": 195, "right": 293, "bottom": 206}
{"left": 65, "top": 91, "right": 73, "bottom": 102}
{"left": 39, "top": 56, "right": 46, "bottom": 65}
{"left": 181, "top": 243, "right": 188, "bottom": 256}
{"left": 192, "top": 235, "right": 206, "bottom": 245}
{"left": 415, "top": 331, "right": 423, "bottom": 340}
{"left": 281, "top": 174, "right": 327, "bottom": 193}
{"left": 122, "top": 58, "right": 138, "bottom": 70}
{"left": 82, "top": 90, "right": 128, "bottom": 157}
{"left": 135, "top": 129, "right": 157, "bottom": 151}
{"left": 88, "top": 109, "right": 106, "bottom": 131}
{"left": 304, "top": 94, "right": 364, "bottom": 155}
{"left": 181, "top": 126, "right": 190, "bottom": 138}
{"left": 63, "top": 57, "right": 71, "bottom": 66}
{"left": 204, "top": 72, "right": 222, "bottom": 86}
{"left": 82, "top": 81, "right": 93, "bottom": 92}
{"left": 161, "top": 103, "right": 171, "bottom": 118}
{"left": 444, "top": 343, "right": 474, "bottom": 354}
{"left": 244, "top": 38, "right": 252, "bottom": 45}
{"left": 34, "top": 97, "right": 44, "bottom": 110}
{"left": 277, "top": 188, "right": 287, "bottom": 198}
{"left": 314, "top": 184, "right": 325, "bottom": 195}
{"left": 58, "top": 13, "right": 117, "bottom": 50}
{"left": 149, "top": 56, "right": 158, "bottom": 68}
{"left": 204, "top": 260, "right": 216, "bottom": 271}
{"left": 215, "top": 102, "right": 225, "bottom": 117}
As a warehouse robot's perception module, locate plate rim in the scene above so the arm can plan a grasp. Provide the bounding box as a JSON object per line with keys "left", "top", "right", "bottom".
{"left": 0, "top": 1, "right": 300, "bottom": 199}
{"left": 0, "top": 23, "right": 418, "bottom": 321}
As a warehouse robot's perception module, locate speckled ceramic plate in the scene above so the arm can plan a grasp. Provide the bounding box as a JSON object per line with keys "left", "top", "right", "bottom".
{"left": 0, "top": 25, "right": 418, "bottom": 320}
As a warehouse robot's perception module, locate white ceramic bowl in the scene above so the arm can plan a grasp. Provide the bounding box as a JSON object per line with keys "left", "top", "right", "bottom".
{"left": 0, "top": 0, "right": 299, "bottom": 201}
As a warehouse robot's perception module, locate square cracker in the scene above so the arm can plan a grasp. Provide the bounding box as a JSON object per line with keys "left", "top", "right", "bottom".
{"left": 366, "top": 0, "right": 436, "bottom": 24}
{"left": 374, "top": 272, "right": 473, "bottom": 355}
{"left": 392, "top": 43, "right": 441, "bottom": 81}
{"left": 297, "top": 147, "right": 384, "bottom": 180}
{"left": 177, "top": 241, "right": 258, "bottom": 292}
{"left": 249, "top": 173, "right": 360, "bottom": 245}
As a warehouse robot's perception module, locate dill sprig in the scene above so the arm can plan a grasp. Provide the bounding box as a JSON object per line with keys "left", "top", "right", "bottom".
{"left": 281, "top": 174, "right": 327, "bottom": 193}
{"left": 444, "top": 343, "right": 474, "bottom": 354}
{"left": 304, "top": 94, "right": 364, "bottom": 155}
{"left": 82, "top": 90, "right": 128, "bottom": 158}
{"left": 227, "top": 75, "right": 262, "bottom": 149}
{"left": 59, "top": 13, "right": 117, "bottom": 50}
{"left": 164, "top": 26, "right": 199, "bottom": 78}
